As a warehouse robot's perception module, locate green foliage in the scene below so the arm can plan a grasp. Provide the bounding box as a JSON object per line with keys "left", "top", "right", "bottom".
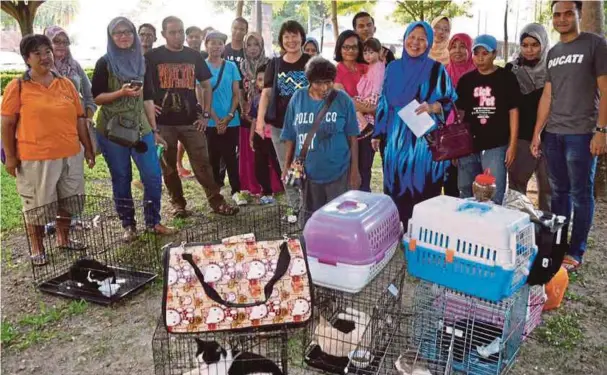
{"left": 393, "top": 0, "right": 472, "bottom": 23}
{"left": 536, "top": 312, "right": 584, "bottom": 350}
{"left": 1, "top": 0, "right": 79, "bottom": 31}
{"left": 1, "top": 68, "right": 93, "bottom": 95}
{"left": 2, "top": 300, "right": 88, "bottom": 350}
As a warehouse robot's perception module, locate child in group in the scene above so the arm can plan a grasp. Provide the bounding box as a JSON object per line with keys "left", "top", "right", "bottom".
{"left": 455, "top": 34, "right": 521, "bottom": 205}
{"left": 249, "top": 64, "right": 282, "bottom": 204}
{"left": 355, "top": 38, "right": 385, "bottom": 139}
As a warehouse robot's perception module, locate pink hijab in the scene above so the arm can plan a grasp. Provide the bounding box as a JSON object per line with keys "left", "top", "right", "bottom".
{"left": 445, "top": 33, "right": 475, "bottom": 87}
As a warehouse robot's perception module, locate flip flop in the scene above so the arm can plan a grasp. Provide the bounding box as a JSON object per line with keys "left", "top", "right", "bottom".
{"left": 30, "top": 254, "right": 48, "bottom": 266}
{"left": 58, "top": 239, "right": 87, "bottom": 251}
{"left": 562, "top": 255, "right": 581, "bottom": 272}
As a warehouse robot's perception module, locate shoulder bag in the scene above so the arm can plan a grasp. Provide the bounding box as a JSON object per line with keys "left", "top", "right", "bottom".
{"left": 162, "top": 236, "right": 313, "bottom": 333}
{"left": 424, "top": 100, "right": 474, "bottom": 162}
{"left": 263, "top": 57, "right": 280, "bottom": 125}
{"left": 284, "top": 90, "right": 338, "bottom": 187}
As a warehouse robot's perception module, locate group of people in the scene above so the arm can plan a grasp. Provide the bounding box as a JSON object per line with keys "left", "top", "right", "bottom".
{"left": 1, "top": 1, "right": 606, "bottom": 271}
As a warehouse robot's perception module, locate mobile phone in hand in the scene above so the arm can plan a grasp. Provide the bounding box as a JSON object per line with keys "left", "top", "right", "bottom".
{"left": 129, "top": 80, "right": 143, "bottom": 89}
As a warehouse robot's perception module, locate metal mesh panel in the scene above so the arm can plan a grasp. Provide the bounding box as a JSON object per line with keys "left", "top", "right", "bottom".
{"left": 23, "top": 194, "right": 158, "bottom": 305}
{"left": 408, "top": 282, "right": 529, "bottom": 375}
{"left": 152, "top": 319, "right": 290, "bottom": 375}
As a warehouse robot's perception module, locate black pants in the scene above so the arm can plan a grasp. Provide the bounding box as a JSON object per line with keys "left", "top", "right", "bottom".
{"left": 444, "top": 164, "right": 459, "bottom": 197}
{"left": 206, "top": 126, "right": 240, "bottom": 195}
{"left": 358, "top": 136, "right": 375, "bottom": 192}
{"left": 254, "top": 134, "right": 281, "bottom": 195}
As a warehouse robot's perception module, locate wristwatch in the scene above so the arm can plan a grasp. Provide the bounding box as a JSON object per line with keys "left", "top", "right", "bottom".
{"left": 227, "top": 112, "right": 235, "bottom": 118}
{"left": 596, "top": 126, "right": 607, "bottom": 134}
{"left": 152, "top": 128, "right": 160, "bottom": 134}
{"left": 202, "top": 111, "right": 210, "bottom": 119}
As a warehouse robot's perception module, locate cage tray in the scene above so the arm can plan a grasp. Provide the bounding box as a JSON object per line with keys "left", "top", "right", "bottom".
{"left": 38, "top": 266, "right": 156, "bottom": 305}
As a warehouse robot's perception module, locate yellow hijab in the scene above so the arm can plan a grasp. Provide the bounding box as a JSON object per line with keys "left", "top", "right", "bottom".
{"left": 429, "top": 16, "right": 451, "bottom": 65}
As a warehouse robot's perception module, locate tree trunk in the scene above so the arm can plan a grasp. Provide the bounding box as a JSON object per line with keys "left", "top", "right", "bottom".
{"left": 503, "top": 0, "right": 509, "bottom": 60}
{"left": 580, "top": 0, "right": 606, "bottom": 199}
{"left": 1, "top": 0, "right": 45, "bottom": 36}
{"left": 331, "top": 0, "right": 339, "bottom": 43}
{"left": 255, "top": 0, "right": 262, "bottom": 33}
{"left": 236, "top": 0, "right": 245, "bottom": 18}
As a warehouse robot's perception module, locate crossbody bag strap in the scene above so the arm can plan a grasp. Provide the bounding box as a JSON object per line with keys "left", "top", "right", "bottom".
{"left": 212, "top": 60, "right": 227, "bottom": 92}
{"left": 299, "top": 90, "right": 338, "bottom": 161}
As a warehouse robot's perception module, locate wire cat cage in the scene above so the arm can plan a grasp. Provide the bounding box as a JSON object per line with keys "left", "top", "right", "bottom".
{"left": 152, "top": 319, "right": 290, "bottom": 375}
{"left": 298, "top": 191, "right": 407, "bottom": 374}
{"left": 23, "top": 194, "right": 159, "bottom": 305}
{"left": 408, "top": 281, "right": 529, "bottom": 375}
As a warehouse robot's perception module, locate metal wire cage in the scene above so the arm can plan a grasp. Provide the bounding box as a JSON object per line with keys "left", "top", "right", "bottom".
{"left": 172, "top": 205, "right": 303, "bottom": 244}
{"left": 408, "top": 281, "right": 529, "bottom": 375}
{"left": 152, "top": 319, "right": 290, "bottom": 375}
{"left": 22, "top": 194, "right": 159, "bottom": 305}
{"left": 302, "top": 255, "right": 407, "bottom": 374}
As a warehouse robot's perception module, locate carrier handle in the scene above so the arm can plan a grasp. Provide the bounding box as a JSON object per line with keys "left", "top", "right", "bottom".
{"left": 181, "top": 241, "right": 291, "bottom": 308}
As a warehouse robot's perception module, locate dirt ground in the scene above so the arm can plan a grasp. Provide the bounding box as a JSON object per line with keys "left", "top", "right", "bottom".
{"left": 1, "top": 176, "right": 606, "bottom": 375}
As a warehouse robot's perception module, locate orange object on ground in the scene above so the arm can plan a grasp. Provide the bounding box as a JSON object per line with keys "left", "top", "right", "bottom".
{"left": 543, "top": 266, "right": 569, "bottom": 311}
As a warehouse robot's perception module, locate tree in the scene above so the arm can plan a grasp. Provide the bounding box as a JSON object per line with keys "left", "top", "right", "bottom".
{"left": 580, "top": 0, "right": 606, "bottom": 199}
{"left": 1, "top": 0, "right": 45, "bottom": 36}
{"left": 330, "top": 0, "right": 338, "bottom": 42}
{"left": 236, "top": 0, "right": 245, "bottom": 18}
{"left": 503, "top": 0, "right": 509, "bottom": 59}
{"left": 393, "top": 0, "right": 472, "bottom": 23}
{"left": 1, "top": 0, "right": 79, "bottom": 34}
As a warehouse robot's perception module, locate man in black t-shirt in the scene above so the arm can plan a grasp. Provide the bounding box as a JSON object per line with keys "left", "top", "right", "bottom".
{"left": 145, "top": 16, "right": 237, "bottom": 217}
{"left": 455, "top": 34, "right": 521, "bottom": 205}
{"left": 352, "top": 12, "right": 395, "bottom": 65}
{"left": 223, "top": 17, "right": 247, "bottom": 75}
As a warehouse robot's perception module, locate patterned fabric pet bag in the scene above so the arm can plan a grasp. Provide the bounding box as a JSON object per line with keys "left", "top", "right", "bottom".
{"left": 162, "top": 236, "right": 313, "bottom": 333}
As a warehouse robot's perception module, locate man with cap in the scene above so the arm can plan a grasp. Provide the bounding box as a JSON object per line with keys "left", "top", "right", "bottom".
{"left": 204, "top": 30, "right": 247, "bottom": 206}
{"left": 145, "top": 16, "right": 238, "bottom": 217}
{"left": 454, "top": 34, "right": 522, "bottom": 206}
{"left": 530, "top": 1, "right": 607, "bottom": 272}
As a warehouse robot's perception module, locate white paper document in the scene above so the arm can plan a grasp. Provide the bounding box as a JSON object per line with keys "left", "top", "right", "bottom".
{"left": 397, "top": 99, "right": 435, "bottom": 138}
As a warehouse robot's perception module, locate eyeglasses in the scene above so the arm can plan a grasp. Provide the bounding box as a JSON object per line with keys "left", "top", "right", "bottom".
{"left": 342, "top": 44, "right": 359, "bottom": 51}
{"left": 112, "top": 30, "right": 134, "bottom": 37}
{"left": 53, "top": 39, "right": 70, "bottom": 46}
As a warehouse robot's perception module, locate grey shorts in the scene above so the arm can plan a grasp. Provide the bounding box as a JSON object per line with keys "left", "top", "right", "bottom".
{"left": 17, "top": 152, "right": 85, "bottom": 225}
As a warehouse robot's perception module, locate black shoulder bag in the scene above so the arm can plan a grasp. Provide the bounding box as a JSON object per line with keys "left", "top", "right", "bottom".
{"left": 263, "top": 57, "right": 280, "bottom": 124}
{"left": 284, "top": 90, "right": 338, "bottom": 187}
{"left": 212, "top": 60, "right": 226, "bottom": 92}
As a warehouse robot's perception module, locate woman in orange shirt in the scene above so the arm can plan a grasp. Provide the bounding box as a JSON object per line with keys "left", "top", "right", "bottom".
{"left": 1, "top": 34, "right": 95, "bottom": 266}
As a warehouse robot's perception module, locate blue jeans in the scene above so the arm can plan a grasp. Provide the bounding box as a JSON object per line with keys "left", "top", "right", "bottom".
{"left": 97, "top": 132, "right": 162, "bottom": 228}
{"left": 457, "top": 145, "right": 508, "bottom": 205}
{"left": 542, "top": 132, "right": 597, "bottom": 262}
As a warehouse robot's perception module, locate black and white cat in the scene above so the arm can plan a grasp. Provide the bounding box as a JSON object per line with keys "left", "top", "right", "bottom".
{"left": 68, "top": 258, "right": 123, "bottom": 297}
{"left": 183, "top": 339, "right": 283, "bottom": 375}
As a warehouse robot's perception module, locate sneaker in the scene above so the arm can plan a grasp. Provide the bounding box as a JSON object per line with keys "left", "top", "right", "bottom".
{"left": 123, "top": 226, "right": 137, "bottom": 243}
{"left": 172, "top": 207, "right": 190, "bottom": 219}
{"left": 232, "top": 192, "right": 248, "bottom": 206}
{"left": 260, "top": 195, "right": 276, "bottom": 205}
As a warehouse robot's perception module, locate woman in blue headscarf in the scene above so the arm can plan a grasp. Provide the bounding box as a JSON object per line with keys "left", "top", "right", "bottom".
{"left": 91, "top": 16, "right": 174, "bottom": 241}
{"left": 372, "top": 21, "right": 457, "bottom": 226}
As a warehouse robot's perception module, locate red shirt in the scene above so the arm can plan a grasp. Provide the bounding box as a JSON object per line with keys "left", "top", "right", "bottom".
{"left": 335, "top": 62, "right": 367, "bottom": 98}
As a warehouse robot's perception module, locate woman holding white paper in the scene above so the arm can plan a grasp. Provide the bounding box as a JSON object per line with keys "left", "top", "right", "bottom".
{"left": 371, "top": 21, "right": 456, "bottom": 226}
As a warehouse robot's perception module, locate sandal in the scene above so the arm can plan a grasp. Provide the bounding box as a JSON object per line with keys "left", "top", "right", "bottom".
{"left": 213, "top": 203, "right": 239, "bottom": 216}
{"left": 58, "top": 239, "right": 87, "bottom": 251}
{"left": 30, "top": 254, "right": 48, "bottom": 266}
{"left": 562, "top": 255, "right": 582, "bottom": 272}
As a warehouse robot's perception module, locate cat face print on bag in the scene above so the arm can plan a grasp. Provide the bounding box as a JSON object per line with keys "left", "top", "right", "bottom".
{"left": 203, "top": 263, "right": 223, "bottom": 287}
{"left": 248, "top": 304, "right": 269, "bottom": 326}
{"left": 290, "top": 257, "right": 307, "bottom": 293}
{"left": 205, "top": 306, "right": 226, "bottom": 330}
{"left": 291, "top": 298, "right": 311, "bottom": 322}
{"left": 166, "top": 309, "right": 182, "bottom": 329}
